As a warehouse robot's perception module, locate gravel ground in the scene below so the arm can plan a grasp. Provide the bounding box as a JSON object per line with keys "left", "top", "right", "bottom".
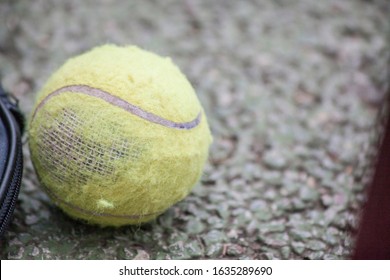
{"left": 0, "top": 0, "right": 389, "bottom": 260}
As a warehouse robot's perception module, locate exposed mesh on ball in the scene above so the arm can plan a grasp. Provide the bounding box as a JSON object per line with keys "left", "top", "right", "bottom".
{"left": 36, "top": 108, "right": 140, "bottom": 186}
{"left": 28, "top": 45, "right": 212, "bottom": 226}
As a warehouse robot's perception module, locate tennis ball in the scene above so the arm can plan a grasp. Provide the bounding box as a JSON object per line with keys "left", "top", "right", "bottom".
{"left": 28, "top": 45, "right": 212, "bottom": 226}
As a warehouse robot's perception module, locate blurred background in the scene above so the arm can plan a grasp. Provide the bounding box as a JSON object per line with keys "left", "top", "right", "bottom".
{"left": 0, "top": 0, "right": 389, "bottom": 259}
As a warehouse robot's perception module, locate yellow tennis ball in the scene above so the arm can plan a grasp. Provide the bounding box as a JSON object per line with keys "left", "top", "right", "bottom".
{"left": 28, "top": 44, "right": 212, "bottom": 226}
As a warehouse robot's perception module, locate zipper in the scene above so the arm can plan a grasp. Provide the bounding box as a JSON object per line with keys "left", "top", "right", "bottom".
{"left": 0, "top": 86, "right": 24, "bottom": 237}
{"left": 0, "top": 144, "right": 22, "bottom": 236}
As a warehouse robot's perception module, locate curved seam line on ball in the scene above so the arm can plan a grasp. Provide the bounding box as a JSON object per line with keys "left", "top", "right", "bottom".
{"left": 41, "top": 184, "right": 162, "bottom": 220}
{"left": 31, "top": 84, "right": 202, "bottom": 130}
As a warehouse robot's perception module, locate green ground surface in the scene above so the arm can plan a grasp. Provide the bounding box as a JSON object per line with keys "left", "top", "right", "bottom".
{"left": 0, "top": 0, "right": 389, "bottom": 259}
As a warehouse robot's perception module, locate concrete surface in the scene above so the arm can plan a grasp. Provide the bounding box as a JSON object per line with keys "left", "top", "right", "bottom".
{"left": 0, "top": 0, "right": 389, "bottom": 259}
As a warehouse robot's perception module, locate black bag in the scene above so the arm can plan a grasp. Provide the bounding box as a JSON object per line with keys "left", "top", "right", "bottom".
{"left": 0, "top": 84, "right": 24, "bottom": 237}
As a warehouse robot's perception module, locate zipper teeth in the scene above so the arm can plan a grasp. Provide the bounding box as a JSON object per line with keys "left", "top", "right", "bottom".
{"left": 0, "top": 146, "right": 22, "bottom": 236}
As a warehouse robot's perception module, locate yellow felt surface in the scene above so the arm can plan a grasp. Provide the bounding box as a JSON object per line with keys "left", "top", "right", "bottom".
{"left": 28, "top": 45, "right": 212, "bottom": 226}
{"left": 36, "top": 45, "right": 201, "bottom": 124}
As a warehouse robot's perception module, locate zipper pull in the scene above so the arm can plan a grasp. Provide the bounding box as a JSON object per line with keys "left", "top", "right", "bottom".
{"left": 0, "top": 85, "right": 25, "bottom": 134}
